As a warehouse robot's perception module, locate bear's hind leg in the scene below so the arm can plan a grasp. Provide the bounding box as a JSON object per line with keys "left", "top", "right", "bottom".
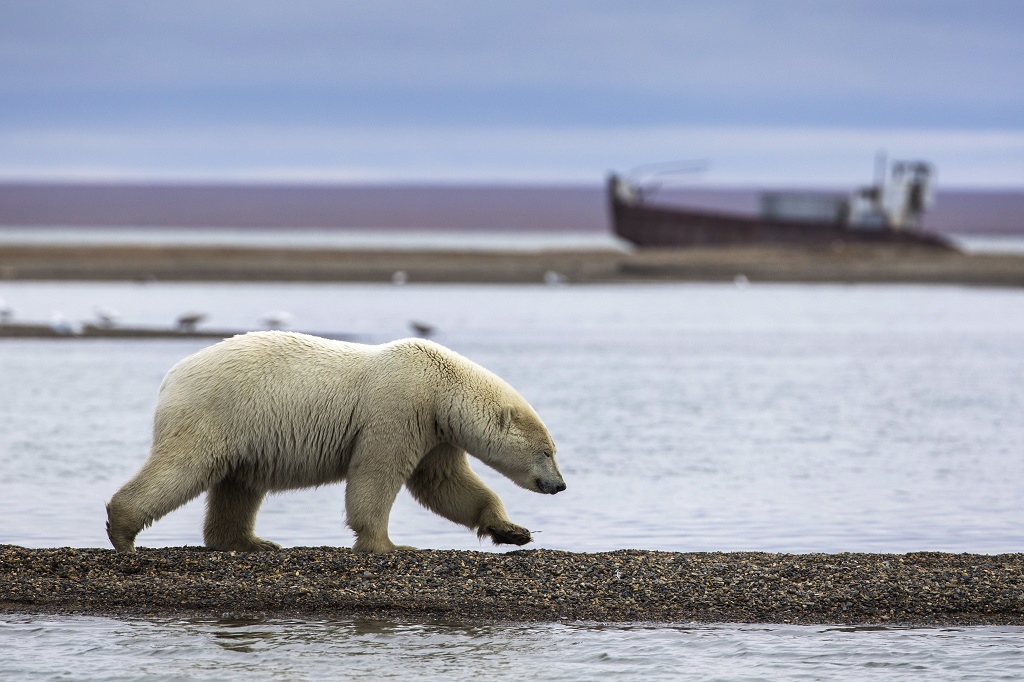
{"left": 203, "top": 476, "right": 280, "bottom": 552}
{"left": 106, "top": 456, "right": 213, "bottom": 552}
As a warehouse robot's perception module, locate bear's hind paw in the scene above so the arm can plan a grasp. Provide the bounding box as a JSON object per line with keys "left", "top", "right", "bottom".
{"left": 207, "top": 537, "right": 281, "bottom": 552}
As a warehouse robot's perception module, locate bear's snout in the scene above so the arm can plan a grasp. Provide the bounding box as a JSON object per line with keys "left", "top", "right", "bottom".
{"left": 535, "top": 477, "right": 566, "bottom": 495}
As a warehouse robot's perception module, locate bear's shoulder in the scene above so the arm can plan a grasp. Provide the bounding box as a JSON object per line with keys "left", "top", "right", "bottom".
{"left": 382, "top": 337, "right": 450, "bottom": 356}
{"left": 378, "top": 338, "right": 475, "bottom": 381}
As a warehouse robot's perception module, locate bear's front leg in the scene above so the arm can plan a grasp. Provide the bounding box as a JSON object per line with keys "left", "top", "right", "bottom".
{"left": 406, "top": 444, "right": 533, "bottom": 547}
{"left": 345, "top": 457, "right": 412, "bottom": 553}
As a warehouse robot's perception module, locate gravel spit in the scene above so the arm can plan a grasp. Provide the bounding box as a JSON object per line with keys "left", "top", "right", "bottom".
{"left": 3, "top": 545, "right": 1023, "bottom": 625}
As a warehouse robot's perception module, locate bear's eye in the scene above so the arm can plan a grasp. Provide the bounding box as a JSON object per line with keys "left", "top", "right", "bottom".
{"left": 543, "top": 451, "right": 552, "bottom": 458}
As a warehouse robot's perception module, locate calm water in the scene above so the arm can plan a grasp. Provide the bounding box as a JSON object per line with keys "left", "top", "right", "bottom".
{"left": 3, "top": 616, "right": 1024, "bottom": 681}
{"left": 1, "top": 281, "right": 1023, "bottom": 679}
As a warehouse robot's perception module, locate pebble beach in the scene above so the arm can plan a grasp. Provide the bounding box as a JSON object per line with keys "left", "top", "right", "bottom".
{"left": 3, "top": 545, "right": 1023, "bottom": 626}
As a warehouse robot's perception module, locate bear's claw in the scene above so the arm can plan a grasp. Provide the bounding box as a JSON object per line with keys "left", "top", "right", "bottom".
{"left": 485, "top": 524, "right": 532, "bottom": 546}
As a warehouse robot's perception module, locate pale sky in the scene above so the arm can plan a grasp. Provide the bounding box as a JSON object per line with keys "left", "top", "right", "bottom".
{"left": 1, "top": 0, "right": 1022, "bottom": 186}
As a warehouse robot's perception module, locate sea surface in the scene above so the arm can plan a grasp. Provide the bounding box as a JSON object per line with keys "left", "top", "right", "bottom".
{"left": 1, "top": 280, "right": 1023, "bottom": 679}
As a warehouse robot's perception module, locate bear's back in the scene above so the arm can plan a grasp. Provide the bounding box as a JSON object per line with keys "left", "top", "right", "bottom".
{"left": 155, "top": 333, "right": 469, "bottom": 415}
{"left": 154, "top": 332, "right": 376, "bottom": 419}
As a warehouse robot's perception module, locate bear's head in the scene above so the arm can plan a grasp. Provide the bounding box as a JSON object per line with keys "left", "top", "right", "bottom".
{"left": 487, "top": 403, "right": 566, "bottom": 495}
{"left": 418, "top": 339, "right": 566, "bottom": 495}
{"left": 438, "top": 385, "right": 565, "bottom": 496}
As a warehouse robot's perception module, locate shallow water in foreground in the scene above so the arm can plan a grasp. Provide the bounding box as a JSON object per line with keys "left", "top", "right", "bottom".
{"left": 4, "top": 616, "right": 1024, "bottom": 681}
{"left": 1, "top": 281, "right": 1023, "bottom": 678}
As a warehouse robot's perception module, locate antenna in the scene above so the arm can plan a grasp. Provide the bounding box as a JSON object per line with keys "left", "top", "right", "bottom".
{"left": 625, "top": 159, "right": 710, "bottom": 198}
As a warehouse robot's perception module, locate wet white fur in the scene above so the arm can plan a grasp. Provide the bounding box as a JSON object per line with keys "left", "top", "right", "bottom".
{"left": 106, "top": 331, "right": 564, "bottom": 553}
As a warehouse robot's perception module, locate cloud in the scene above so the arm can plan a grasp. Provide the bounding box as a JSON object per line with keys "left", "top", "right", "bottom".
{"left": 1, "top": 2, "right": 1021, "bottom": 185}
{"left": 1, "top": 122, "right": 1022, "bottom": 187}
{"left": 2, "top": 1, "right": 1021, "bottom": 106}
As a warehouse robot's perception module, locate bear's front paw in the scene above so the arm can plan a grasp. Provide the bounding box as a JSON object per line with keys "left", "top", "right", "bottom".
{"left": 484, "top": 524, "right": 532, "bottom": 546}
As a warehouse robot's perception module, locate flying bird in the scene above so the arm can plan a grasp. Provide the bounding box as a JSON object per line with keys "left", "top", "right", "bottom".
{"left": 261, "top": 311, "right": 292, "bottom": 329}
{"left": 176, "top": 312, "right": 207, "bottom": 332}
{"left": 94, "top": 306, "right": 119, "bottom": 328}
{"left": 409, "top": 321, "right": 435, "bottom": 337}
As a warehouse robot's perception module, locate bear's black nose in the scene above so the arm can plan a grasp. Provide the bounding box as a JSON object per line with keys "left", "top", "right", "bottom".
{"left": 536, "top": 477, "right": 569, "bottom": 493}
{"left": 537, "top": 478, "right": 566, "bottom": 494}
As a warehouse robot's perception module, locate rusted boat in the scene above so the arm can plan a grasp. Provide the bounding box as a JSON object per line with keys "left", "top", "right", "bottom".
{"left": 609, "top": 160, "right": 955, "bottom": 249}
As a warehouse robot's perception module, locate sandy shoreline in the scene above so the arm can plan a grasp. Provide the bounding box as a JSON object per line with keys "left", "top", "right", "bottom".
{"left": 1, "top": 243, "right": 1023, "bottom": 286}
{"left": 3, "top": 545, "right": 1023, "bottom": 625}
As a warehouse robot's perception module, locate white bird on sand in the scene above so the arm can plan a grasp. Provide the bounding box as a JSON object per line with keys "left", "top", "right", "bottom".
{"left": 409, "top": 321, "right": 435, "bottom": 337}
{"left": 94, "top": 306, "right": 119, "bottom": 329}
{"left": 49, "top": 311, "right": 79, "bottom": 336}
{"left": 544, "top": 270, "right": 568, "bottom": 286}
{"left": 392, "top": 270, "right": 408, "bottom": 285}
{"left": 261, "top": 311, "right": 292, "bottom": 329}
{"left": 176, "top": 312, "right": 207, "bottom": 332}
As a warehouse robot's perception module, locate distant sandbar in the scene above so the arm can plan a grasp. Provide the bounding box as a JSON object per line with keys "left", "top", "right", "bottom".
{"left": 1, "top": 243, "right": 1023, "bottom": 287}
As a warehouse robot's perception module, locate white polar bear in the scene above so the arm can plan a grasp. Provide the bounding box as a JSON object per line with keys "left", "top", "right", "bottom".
{"left": 106, "top": 331, "right": 565, "bottom": 553}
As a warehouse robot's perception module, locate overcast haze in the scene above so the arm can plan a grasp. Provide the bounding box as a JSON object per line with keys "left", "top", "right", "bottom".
{"left": 1, "top": 1, "right": 1022, "bottom": 186}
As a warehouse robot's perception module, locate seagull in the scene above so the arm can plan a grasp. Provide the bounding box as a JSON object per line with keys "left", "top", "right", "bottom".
{"left": 49, "top": 311, "right": 79, "bottom": 336}
{"left": 94, "top": 306, "right": 119, "bottom": 329}
{"left": 544, "top": 270, "right": 568, "bottom": 286}
{"left": 409, "top": 321, "right": 435, "bottom": 338}
{"left": 261, "top": 311, "right": 292, "bottom": 329}
{"left": 176, "top": 312, "right": 207, "bottom": 332}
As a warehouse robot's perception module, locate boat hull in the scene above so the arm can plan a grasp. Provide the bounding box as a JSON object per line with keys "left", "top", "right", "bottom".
{"left": 608, "top": 177, "right": 954, "bottom": 250}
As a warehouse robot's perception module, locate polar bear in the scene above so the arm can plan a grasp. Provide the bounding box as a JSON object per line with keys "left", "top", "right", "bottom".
{"left": 105, "top": 331, "right": 566, "bottom": 553}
